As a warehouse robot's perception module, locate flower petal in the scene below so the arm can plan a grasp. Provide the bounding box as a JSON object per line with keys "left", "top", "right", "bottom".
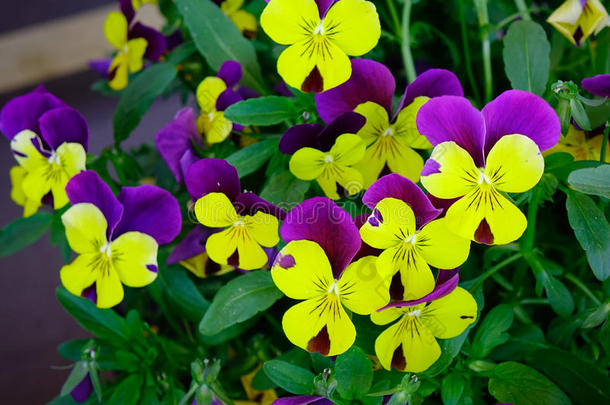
{"left": 385, "top": 138, "right": 425, "bottom": 184}
{"left": 393, "top": 96, "right": 433, "bottom": 149}
{"left": 197, "top": 77, "right": 227, "bottom": 113}
{"left": 167, "top": 225, "right": 216, "bottom": 264}
{"left": 195, "top": 192, "right": 239, "bottom": 228}
{"left": 155, "top": 108, "right": 199, "bottom": 182}
{"left": 10, "top": 130, "right": 47, "bottom": 171}
{"left": 360, "top": 197, "right": 416, "bottom": 250}
{"left": 185, "top": 158, "right": 241, "bottom": 201}
{"left": 317, "top": 112, "right": 366, "bottom": 152}
{"left": 420, "top": 141, "right": 479, "bottom": 199}
{"left": 382, "top": 269, "right": 460, "bottom": 309}
{"left": 338, "top": 256, "right": 389, "bottom": 314}
{"left": 397, "top": 68, "right": 464, "bottom": 112}
{"left": 280, "top": 123, "right": 324, "bottom": 154}
{"left": 62, "top": 203, "right": 108, "bottom": 254}
{"left": 234, "top": 192, "right": 287, "bottom": 220}
{"left": 416, "top": 217, "right": 470, "bottom": 270}
{"left": 60, "top": 254, "right": 99, "bottom": 298}
{"left": 289, "top": 147, "right": 326, "bottom": 180}
{"left": 260, "top": 0, "right": 320, "bottom": 45}
{"left": 216, "top": 89, "right": 243, "bottom": 112}
{"left": 205, "top": 227, "right": 239, "bottom": 266}
{"left": 245, "top": 211, "right": 280, "bottom": 247}
{"left": 111, "top": 231, "right": 158, "bottom": 287}
{"left": 128, "top": 22, "right": 166, "bottom": 62}
{"left": 582, "top": 74, "right": 610, "bottom": 97}
{"left": 217, "top": 60, "right": 243, "bottom": 88}
{"left": 323, "top": 0, "right": 380, "bottom": 56}
{"left": 104, "top": 11, "right": 128, "bottom": 49}
{"left": 38, "top": 107, "right": 89, "bottom": 151}
{"left": 420, "top": 287, "right": 477, "bottom": 339}
{"left": 329, "top": 133, "right": 365, "bottom": 166}
{"left": 95, "top": 267, "right": 124, "bottom": 308}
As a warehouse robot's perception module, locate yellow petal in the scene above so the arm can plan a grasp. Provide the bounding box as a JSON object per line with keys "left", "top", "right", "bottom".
{"left": 95, "top": 267, "right": 124, "bottom": 308}
{"left": 353, "top": 142, "right": 386, "bottom": 189}
{"left": 338, "top": 256, "right": 390, "bottom": 315}
{"left": 198, "top": 111, "right": 233, "bottom": 144}
{"left": 245, "top": 211, "right": 280, "bottom": 247}
{"left": 111, "top": 231, "right": 158, "bottom": 287}
{"left": 314, "top": 40, "right": 352, "bottom": 91}
{"left": 235, "top": 231, "right": 270, "bottom": 269}
{"left": 370, "top": 306, "right": 404, "bottom": 325}
{"left": 289, "top": 147, "right": 326, "bottom": 180}
{"left": 282, "top": 295, "right": 356, "bottom": 356}
{"left": 276, "top": 41, "right": 318, "bottom": 91}
{"left": 221, "top": 0, "right": 243, "bottom": 14}
{"left": 126, "top": 38, "right": 148, "bottom": 73}
{"left": 180, "top": 252, "right": 234, "bottom": 278}
{"left": 205, "top": 227, "right": 239, "bottom": 265}
{"left": 231, "top": 10, "right": 258, "bottom": 34}
{"left": 271, "top": 240, "right": 334, "bottom": 300}
{"left": 323, "top": 0, "right": 381, "bottom": 56}
{"left": 60, "top": 253, "right": 99, "bottom": 297}
{"left": 484, "top": 134, "right": 544, "bottom": 194}
{"left": 360, "top": 197, "right": 416, "bottom": 250}
{"left": 316, "top": 168, "right": 341, "bottom": 200}
{"left": 334, "top": 165, "right": 364, "bottom": 197}
{"left": 416, "top": 217, "right": 471, "bottom": 270}
{"left": 421, "top": 141, "right": 479, "bottom": 199}
{"left": 330, "top": 133, "right": 366, "bottom": 166}
{"left": 385, "top": 138, "right": 424, "bottom": 183}
{"left": 56, "top": 142, "right": 87, "bottom": 177}
{"left": 50, "top": 173, "right": 71, "bottom": 210}
{"left": 354, "top": 101, "right": 390, "bottom": 145}
{"left": 377, "top": 246, "right": 436, "bottom": 300}
{"left": 9, "top": 166, "right": 27, "bottom": 207}
{"left": 194, "top": 192, "right": 239, "bottom": 228}
{"left": 104, "top": 11, "right": 127, "bottom": 49}
{"left": 21, "top": 165, "right": 52, "bottom": 209}
{"left": 393, "top": 96, "right": 433, "bottom": 149}
{"left": 62, "top": 203, "right": 108, "bottom": 254}
{"left": 260, "top": 0, "right": 320, "bottom": 45}
{"left": 197, "top": 77, "right": 227, "bottom": 113}
{"left": 420, "top": 287, "right": 477, "bottom": 339}
{"left": 10, "top": 130, "right": 47, "bottom": 171}
{"left": 108, "top": 54, "right": 129, "bottom": 90}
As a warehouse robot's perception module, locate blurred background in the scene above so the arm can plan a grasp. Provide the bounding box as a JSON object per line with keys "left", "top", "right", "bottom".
{"left": 0, "top": 1, "right": 184, "bottom": 402}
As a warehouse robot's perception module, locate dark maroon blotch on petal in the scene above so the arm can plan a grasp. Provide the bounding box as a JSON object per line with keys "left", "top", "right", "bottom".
{"left": 301, "top": 67, "right": 324, "bottom": 93}
{"left": 474, "top": 219, "right": 494, "bottom": 245}
{"left": 307, "top": 325, "right": 330, "bottom": 355}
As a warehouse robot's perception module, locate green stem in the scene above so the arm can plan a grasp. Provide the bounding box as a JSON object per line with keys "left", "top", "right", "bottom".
{"left": 520, "top": 298, "right": 549, "bottom": 305}
{"left": 565, "top": 274, "right": 602, "bottom": 305}
{"left": 587, "top": 39, "right": 596, "bottom": 74}
{"left": 401, "top": 0, "right": 417, "bottom": 83}
{"left": 475, "top": 0, "right": 493, "bottom": 102}
{"left": 469, "top": 253, "right": 523, "bottom": 292}
{"left": 521, "top": 188, "right": 542, "bottom": 253}
{"left": 458, "top": 0, "right": 482, "bottom": 106}
{"left": 514, "top": 0, "right": 532, "bottom": 20}
{"left": 178, "top": 384, "right": 199, "bottom": 405}
{"left": 600, "top": 124, "right": 609, "bottom": 163}
{"left": 385, "top": 0, "right": 402, "bottom": 39}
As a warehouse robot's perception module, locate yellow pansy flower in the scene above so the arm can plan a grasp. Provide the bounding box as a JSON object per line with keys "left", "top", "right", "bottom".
{"left": 221, "top": 0, "right": 257, "bottom": 37}
{"left": 547, "top": 0, "right": 608, "bottom": 46}
{"left": 545, "top": 125, "right": 609, "bottom": 162}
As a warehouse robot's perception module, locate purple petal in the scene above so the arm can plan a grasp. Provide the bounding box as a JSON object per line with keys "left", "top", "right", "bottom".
{"left": 217, "top": 60, "right": 242, "bottom": 88}
{"left": 66, "top": 171, "right": 124, "bottom": 239}
{"left": 281, "top": 197, "right": 360, "bottom": 277}
{"left": 317, "top": 112, "right": 366, "bottom": 151}
{"left": 0, "top": 86, "right": 65, "bottom": 139}
{"left": 167, "top": 225, "right": 217, "bottom": 264}
{"left": 273, "top": 396, "right": 329, "bottom": 405}
{"left": 352, "top": 213, "right": 383, "bottom": 261}
{"left": 129, "top": 22, "right": 167, "bottom": 62}
{"left": 216, "top": 89, "right": 243, "bottom": 112}
{"left": 416, "top": 96, "right": 486, "bottom": 166}
{"left": 481, "top": 90, "right": 560, "bottom": 154}
{"left": 113, "top": 185, "right": 182, "bottom": 245}
{"left": 180, "top": 149, "right": 199, "bottom": 180}
{"left": 315, "top": 59, "right": 395, "bottom": 124}
{"left": 38, "top": 107, "right": 89, "bottom": 151}
{"left": 381, "top": 269, "right": 459, "bottom": 309}
{"left": 185, "top": 158, "right": 241, "bottom": 201}
{"left": 237, "top": 86, "right": 259, "bottom": 100}
{"left": 315, "top": 0, "right": 336, "bottom": 17}
{"left": 427, "top": 193, "right": 458, "bottom": 217}
{"left": 279, "top": 123, "right": 324, "bottom": 154}
{"left": 363, "top": 174, "right": 441, "bottom": 229}
{"left": 582, "top": 74, "right": 610, "bottom": 97}
{"left": 274, "top": 81, "right": 293, "bottom": 97}
{"left": 70, "top": 373, "right": 93, "bottom": 402}
{"left": 119, "top": 0, "right": 135, "bottom": 22}
{"left": 166, "top": 30, "right": 184, "bottom": 51}
{"left": 234, "top": 192, "right": 287, "bottom": 220}
{"left": 155, "top": 108, "right": 199, "bottom": 182}
{"left": 89, "top": 58, "right": 112, "bottom": 79}
{"left": 397, "top": 68, "right": 464, "bottom": 112}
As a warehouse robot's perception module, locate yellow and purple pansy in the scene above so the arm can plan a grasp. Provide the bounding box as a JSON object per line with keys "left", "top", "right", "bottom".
{"left": 217, "top": 0, "right": 258, "bottom": 38}
{"left": 184, "top": 158, "right": 286, "bottom": 271}
{"left": 60, "top": 170, "right": 182, "bottom": 308}
{"left": 547, "top": 0, "right": 608, "bottom": 46}
{"left": 546, "top": 124, "right": 609, "bottom": 162}
{"left": 0, "top": 86, "right": 89, "bottom": 217}
{"left": 372, "top": 270, "right": 477, "bottom": 372}
{"left": 416, "top": 90, "right": 561, "bottom": 245}
{"left": 360, "top": 174, "right": 471, "bottom": 301}
{"left": 272, "top": 197, "right": 389, "bottom": 356}
{"left": 315, "top": 59, "right": 464, "bottom": 187}
{"left": 260, "top": 0, "right": 381, "bottom": 92}
{"left": 279, "top": 112, "right": 366, "bottom": 200}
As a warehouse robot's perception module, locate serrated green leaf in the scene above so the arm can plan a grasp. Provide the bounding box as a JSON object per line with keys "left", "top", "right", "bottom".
{"left": 568, "top": 165, "right": 610, "bottom": 199}
{"left": 199, "top": 271, "right": 283, "bottom": 335}
{"left": 566, "top": 191, "right": 610, "bottom": 280}
{"left": 503, "top": 21, "right": 551, "bottom": 96}
{"left": 263, "top": 360, "right": 315, "bottom": 395}
{"left": 489, "top": 362, "right": 570, "bottom": 405}
{"left": 0, "top": 212, "right": 53, "bottom": 257}
{"left": 472, "top": 304, "right": 514, "bottom": 358}
{"left": 224, "top": 96, "right": 300, "bottom": 126}
{"left": 335, "top": 346, "right": 374, "bottom": 399}
{"left": 225, "top": 138, "right": 278, "bottom": 178}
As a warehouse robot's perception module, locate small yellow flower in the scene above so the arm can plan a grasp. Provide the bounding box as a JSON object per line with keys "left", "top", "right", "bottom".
{"left": 547, "top": 0, "right": 609, "bottom": 46}
{"left": 221, "top": 0, "right": 257, "bottom": 37}
{"left": 546, "top": 125, "right": 609, "bottom": 162}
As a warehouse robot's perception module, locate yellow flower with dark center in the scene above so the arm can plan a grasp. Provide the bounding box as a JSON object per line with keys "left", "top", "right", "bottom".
{"left": 547, "top": 0, "right": 609, "bottom": 46}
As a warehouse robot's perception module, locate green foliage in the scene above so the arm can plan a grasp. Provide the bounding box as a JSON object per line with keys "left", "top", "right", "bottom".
{"left": 0, "top": 212, "right": 52, "bottom": 257}
{"left": 263, "top": 360, "right": 315, "bottom": 395}
{"left": 568, "top": 165, "right": 610, "bottom": 199}
{"left": 472, "top": 304, "right": 514, "bottom": 358}
{"left": 225, "top": 138, "right": 279, "bottom": 178}
{"left": 224, "top": 96, "right": 302, "bottom": 125}
{"left": 334, "top": 345, "right": 374, "bottom": 399}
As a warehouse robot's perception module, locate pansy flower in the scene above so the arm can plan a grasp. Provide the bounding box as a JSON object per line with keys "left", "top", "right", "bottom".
{"left": 372, "top": 270, "right": 477, "bottom": 372}
{"left": 547, "top": 0, "right": 608, "bottom": 46}
{"left": 417, "top": 90, "right": 561, "bottom": 245}
{"left": 315, "top": 59, "right": 464, "bottom": 187}
{"left": 273, "top": 396, "right": 331, "bottom": 405}
{"left": 360, "top": 174, "right": 471, "bottom": 301}
{"left": 0, "top": 87, "right": 89, "bottom": 217}
{"left": 60, "top": 170, "right": 182, "bottom": 308}
{"left": 260, "top": 0, "right": 381, "bottom": 92}
{"left": 185, "top": 158, "right": 285, "bottom": 270}
{"left": 546, "top": 124, "right": 609, "bottom": 162}
{"left": 104, "top": 0, "right": 166, "bottom": 90}
{"left": 272, "top": 197, "right": 389, "bottom": 356}
{"left": 582, "top": 74, "right": 610, "bottom": 97}
{"left": 279, "top": 112, "right": 366, "bottom": 199}
{"left": 217, "top": 0, "right": 257, "bottom": 38}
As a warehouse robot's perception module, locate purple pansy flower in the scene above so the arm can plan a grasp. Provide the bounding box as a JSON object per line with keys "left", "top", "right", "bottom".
{"left": 314, "top": 59, "right": 463, "bottom": 186}
{"left": 417, "top": 90, "right": 560, "bottom": 245}
{"left": 0, "top": 86, "right": 89, "bottom": 217}
{"left": 273, "top": 396, "right": 333, "bottom": 405}
{"left": 582, "top": 74, "right": 610, "bottom": 97}
{"left": 60, "top": 170, "right": 182, "bottom": 308}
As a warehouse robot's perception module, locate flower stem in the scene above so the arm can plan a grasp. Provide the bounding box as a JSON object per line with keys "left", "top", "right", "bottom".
{"left": 565, "top": 273, "right": 602, "bottom": 305}
{"left": 600, "top": 124, "right": 609, "bottom": 163}
{"left": 475, "top": 0, "right": 493, "bottom": 102}
{"left": 521, "top": 187, "right": 542, "bottom": 253}
{"left": 385, "top": 0, "right": 402, "bottom": 39}
{"left": 458, "top": 0, "right": 482, "bottom": 106}
{"left": 514, "top": 0, "right": 532, "bottom": 20}
{"left": 401, "top": 0, "right": 417, "bottom": 83}
{"left": 469, "top": 253, "right": 523, "bottom": 292}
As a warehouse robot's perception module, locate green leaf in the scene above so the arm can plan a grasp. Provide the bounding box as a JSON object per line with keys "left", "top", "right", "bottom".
{"left": 260, "top": 170, "right": 311, "bottom": 207}
{"left": 60, "top": 361, "right": 89, "bottom": 396}
{"left": 158, "top": 261, "right": 210, "bottom": 321}
{"left": 263, "top": 360, "right": 315, "bottom": 395}
{"left": 176, "top": 0, "right": 264, "bottom": 92}
{"left": 472, "top": 304, "right": 514, "bottom": 358}
{"left": 441, "top": 372, "right": 465, "bottom": 405}
{"left": 530, "top": 348, "right": 610, "bottom": 405}
{"left": 199, "top": 271, "right": 283, "bottom": 335}
{"left": 113, "top": 42, "right": 195, "bottom": 144}
{"left": 566, "top": 191, "right": 610, "bottom": 280}
{"left": 568, "top": 165, "right": 610, "bottom": 199}
{"left": 540, "top": 272, "right": 574, "bottom": 316}
{"left": 50, "top": 212, "right": 71, "bottom": 263}
{"left": 335, "top": 346, "right": 374, "bottom": 399}
{"left": 225, "top": 138, "right": 279, "bottom": 178}
{"left": 596, "top": 29, "right": 610, "bottom": 74}
{"left": 56, "top": 287, "right": 130, "bottom": 342}
{"left": 570, "top": 98, "right": 592, "bottom": 131}
{"left": 488, "top": 362, "right": 570, "bottom": 405}
{"left": 58, "top": 339, "right": 92, "bottom": 361}
{"left": 107, "top": 374, "right": 142, "bottom": 405}
{"left": 502, "top": 20, "right": 551, "bottom": 96}
{"left": 224, "top": 96, "right": 300, "bottom": 126}
{"left": 0, "top": 212, "right": 53, "bottom": 257}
